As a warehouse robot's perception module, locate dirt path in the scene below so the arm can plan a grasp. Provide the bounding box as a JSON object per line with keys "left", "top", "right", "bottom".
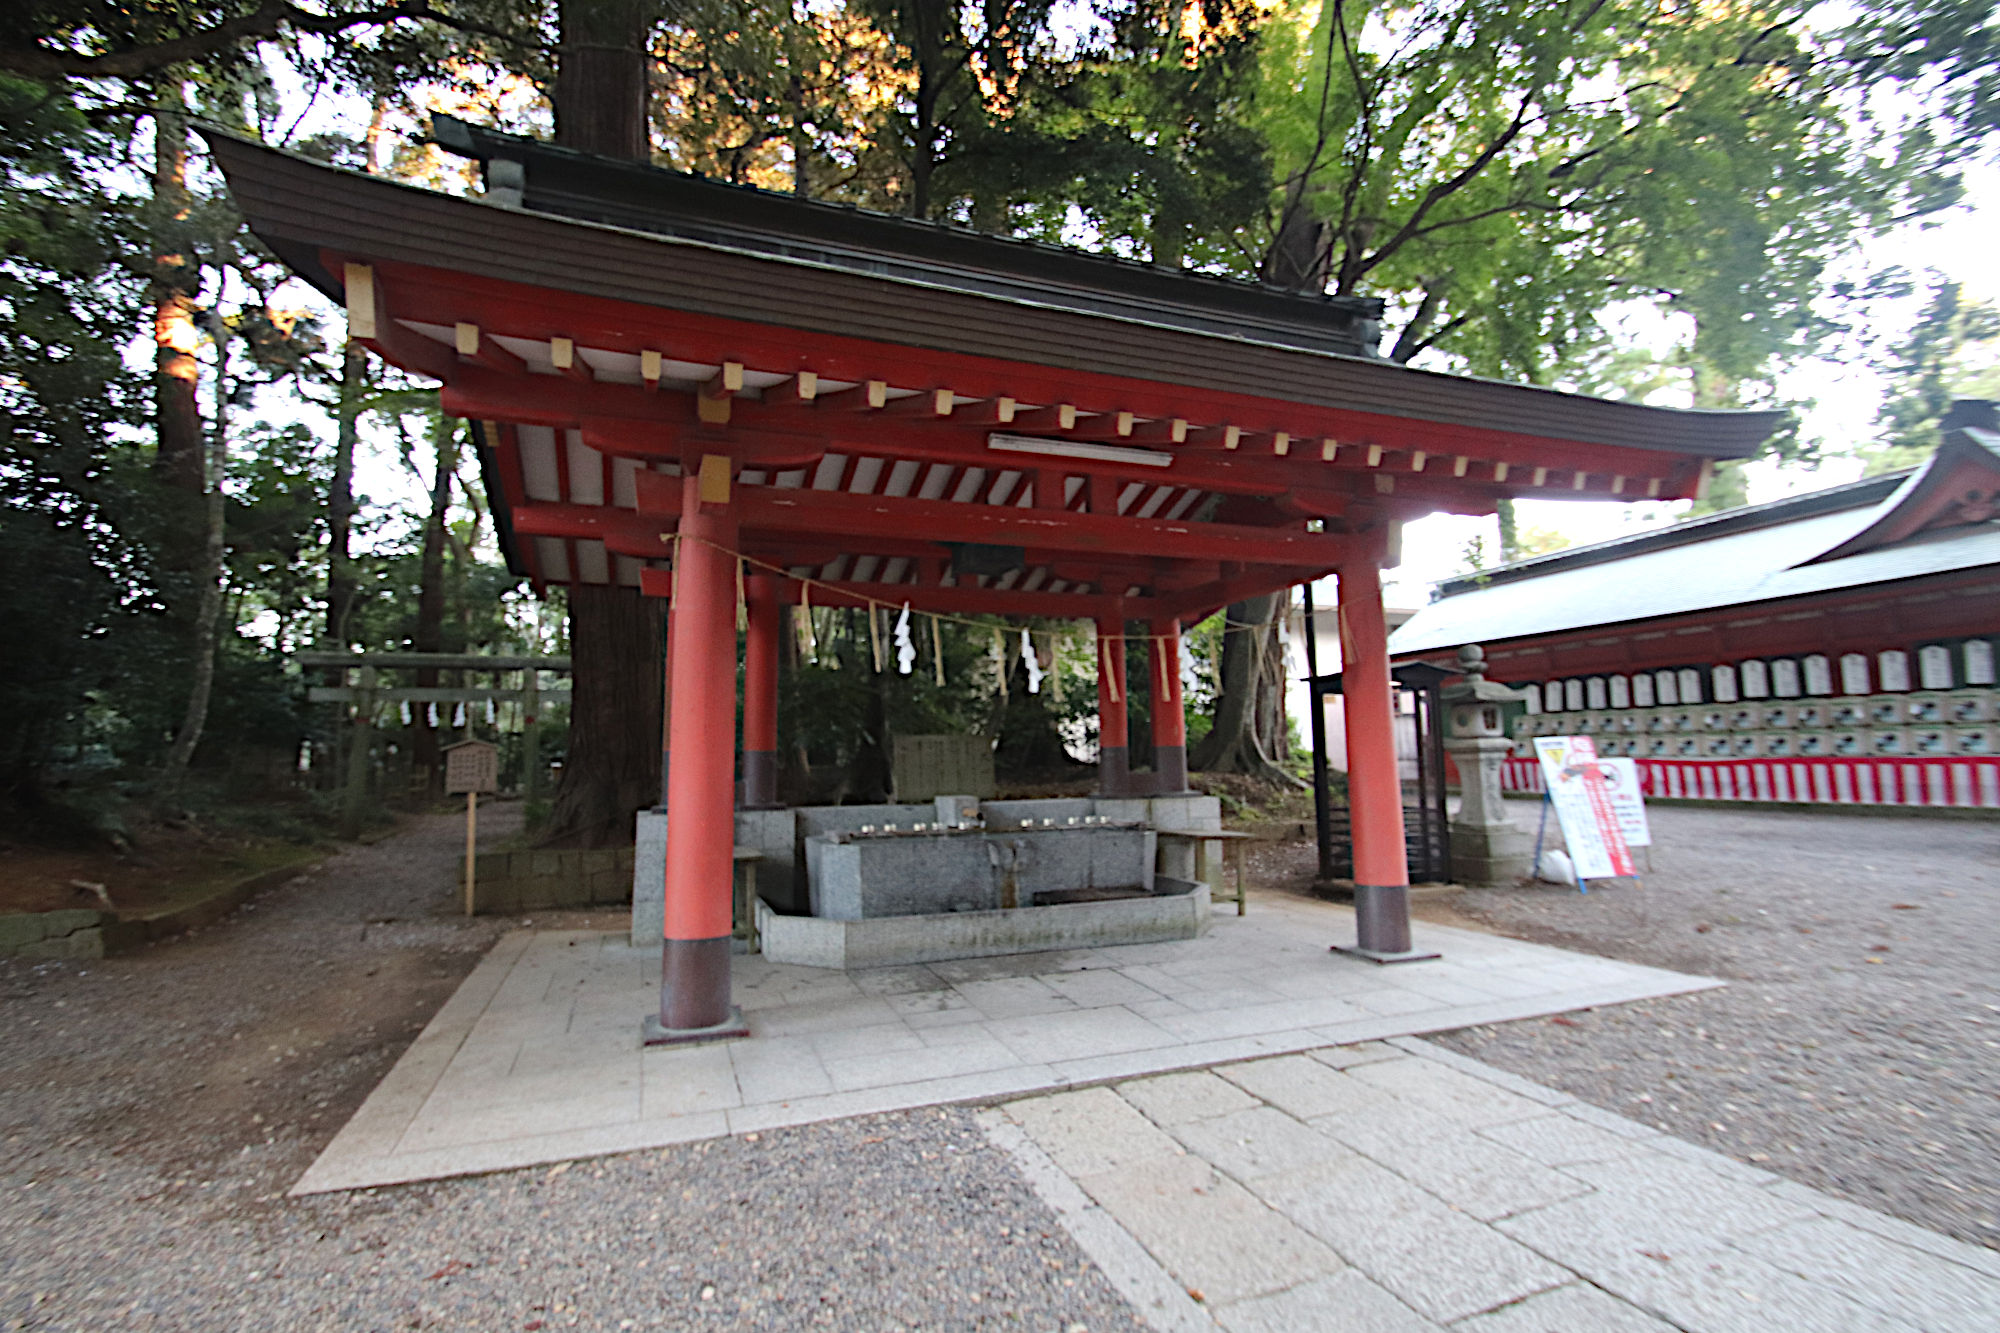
{"left": 0, "top": 808, "right": 1130, "bottom": 1331}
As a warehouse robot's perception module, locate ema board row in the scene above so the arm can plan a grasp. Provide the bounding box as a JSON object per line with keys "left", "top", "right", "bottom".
{"left": 1513, "top": 641, "right": 1997, "bottom": 714}
{"left": 1519, "top": 727, "right": 1995, "bottom": 760}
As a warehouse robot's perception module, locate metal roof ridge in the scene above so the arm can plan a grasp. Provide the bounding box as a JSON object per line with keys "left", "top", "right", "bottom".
{"left": 1796, "top": 424, "right": 2000, "bottom": 567}
{"left": 1432, "top": 466, "right": 1914, "bottom": 598}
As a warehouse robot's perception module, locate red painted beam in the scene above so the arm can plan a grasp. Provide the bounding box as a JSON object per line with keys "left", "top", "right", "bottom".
{"left": 442, "top": 368, "right": 1628, "bottom": 515}
{"left": 1165, "top": 566, "right": 1339, "bottom": 625}
{"left": 638, "top": 567, "right": 1144, "bottom": 620}
{"left": 631, "top": 469, "right": 1350, "bottom": 566}
{"left": 507, "top": 500, "right": 1236, "bottom": 595}
{"left": 363, "top": 257, "right": 1704, "bottom": 490}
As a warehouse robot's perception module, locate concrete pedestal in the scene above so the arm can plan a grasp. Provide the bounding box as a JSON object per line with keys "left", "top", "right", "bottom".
{"left": 1444, "top": 736, "right": 1533, "bottom": 885}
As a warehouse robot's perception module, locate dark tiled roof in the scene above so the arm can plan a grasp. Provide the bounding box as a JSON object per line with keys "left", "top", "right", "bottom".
{"left": 428, "top": 117, "right": 1383, "bottom": 359}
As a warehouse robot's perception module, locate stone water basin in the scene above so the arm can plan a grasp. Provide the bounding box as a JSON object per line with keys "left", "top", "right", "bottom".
{"left": 804, "top": 821, "right": 1157, "bottom": 921}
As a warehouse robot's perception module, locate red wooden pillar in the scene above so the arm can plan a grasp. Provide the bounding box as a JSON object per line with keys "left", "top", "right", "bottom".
{"left": 648, "top": 468, "right": 750, "bottom": 1042}
{"left": 657, "top": 595, "right": 676, "bottom": 808}
{"left": 740, "top": 572, "right": 780, "bottom": 808}
{"left": 1096, "top": 619, "right": 1129, "bottom": 796}
{"left": 1334, "top": 548, "right": 1434, "bottom": 962}
{"left": 1150, "top": 619, "right": 1189, "bottom": 793}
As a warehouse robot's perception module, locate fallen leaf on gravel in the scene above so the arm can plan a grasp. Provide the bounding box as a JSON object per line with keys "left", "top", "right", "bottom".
{"left": 1549, "top": 1016, "right": 1580, "bottom": 1027}
{"left": 1640, "top": 1251, "right": 1672, "bottom": 1263}
{"left": 426, "top": 1260, "right": 470, "bottom": 1281}
{"left": 524, "top": 1322, "right": 544, "bottom": 1330}
{"left": 545, "top": 1163, "right": 571, "bottom": 1181}
{"left": 1890, "top": 903, "right": 1920, "bottom": 910}
{"left": 1865, "top": 957, "right": 1884, "bottom": 964}
{"left": 1187, "top": 1289, "right": 1206, "bottom": 1303}
{"left": 1693, "top": 923, "right": 1712, "bottom": 933}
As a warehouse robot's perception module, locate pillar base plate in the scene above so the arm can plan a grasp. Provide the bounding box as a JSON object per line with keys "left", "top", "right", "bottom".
{"left": 641, "top": 1008, "right": 750, "bottom": 1047}
{"left": 1329, "top": 944, "right": 1441, "bottom": 966}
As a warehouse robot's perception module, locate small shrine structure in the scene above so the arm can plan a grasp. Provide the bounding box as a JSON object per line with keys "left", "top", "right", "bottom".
{"left": 1393, "top": 407, "right": 2000, "bottom": 811}
{"left": 208, "top": 119, "right": 1782, "bottom": 1041}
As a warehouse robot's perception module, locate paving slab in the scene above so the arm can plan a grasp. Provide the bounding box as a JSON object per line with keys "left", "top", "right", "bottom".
{"left": 991, "top": 1039, "right": 2000, "bottom": 1333}
{"left": 295, "top": 896, "right": 1719, "bottom": 1193}
{"left": 1073, "top": 1151, "right": 1346, "bottom": 1307}
{"left": 1448, "top": 1281, "right": 1680, "bottom": 1332}
{"left": 1212, "top": 1270, "right": 1443, "bottom": 1333}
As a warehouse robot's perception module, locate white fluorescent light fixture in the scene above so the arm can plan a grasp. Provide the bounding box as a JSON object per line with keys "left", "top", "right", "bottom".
{"left": 986, "top": 433, "right": 1174, "bottom": 468}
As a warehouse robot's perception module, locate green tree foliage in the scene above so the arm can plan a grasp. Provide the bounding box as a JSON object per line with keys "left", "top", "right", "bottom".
{"left": 0, "top": 76, "right": 157, "bottom": 801}
{"left": 1865, "top": 279, "right": 2000, "bottom": 473}
{"left": 1247, "top": 0, "right": 1959, "bottom": 403}
{"left": 1038, "top": 0, "right": 1273, "bottom": 265}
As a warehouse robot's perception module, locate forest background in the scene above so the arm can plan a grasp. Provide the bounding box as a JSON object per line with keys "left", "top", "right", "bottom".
{"left": 3, "top": 0, "right": 1997, "bottom": 852}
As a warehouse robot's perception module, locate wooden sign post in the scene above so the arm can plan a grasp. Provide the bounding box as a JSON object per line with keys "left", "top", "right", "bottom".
{"left": 444, "top": 740, "right": 499, "bottom": 916}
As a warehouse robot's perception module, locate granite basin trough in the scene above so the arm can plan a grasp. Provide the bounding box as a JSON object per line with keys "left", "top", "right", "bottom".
{"left": 757, "top": 876, "right": 1211, "bottom": 969}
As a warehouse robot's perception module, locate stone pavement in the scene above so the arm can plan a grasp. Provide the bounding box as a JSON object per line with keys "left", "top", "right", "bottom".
{"left": 984, "top": 1037, "right": 2000, "bottom": 1333}
{"left": 295, "top": 894, "right": 1715, "bottom": 1194}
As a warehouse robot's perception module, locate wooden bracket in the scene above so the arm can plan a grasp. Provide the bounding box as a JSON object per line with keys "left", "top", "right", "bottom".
{"left": 343, "top": 263, "right": 377, "bottom": 340}
{"left": 1011, "top": 403, "right": 1077, "bottom": 432}
{"left": 698, "top": 453, "right": 733, "bottom": 506}
{"left": 884, "top": 387, "right": 955, "bottom": 419}
{"left": 820, "top": 378, "right": 888, "bottom": 411}
{"left": 549, "top": 337, "right": 592, "bottom": 383}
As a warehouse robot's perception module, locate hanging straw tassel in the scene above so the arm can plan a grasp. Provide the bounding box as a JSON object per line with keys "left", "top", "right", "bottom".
{"left": 930, "top": 615, "right": 945, "bottom": 686}
{"left": 1099, "top": 629, "right": 1120, "bottom": 703}
{"left": 868, "top": 604, "right": 884, "bottom": 672}
{"left": 992, "top": 626, "right": 1008, "bottom": 700}
{"left": 736, "top": 558, "right": 747, "bottom": 633}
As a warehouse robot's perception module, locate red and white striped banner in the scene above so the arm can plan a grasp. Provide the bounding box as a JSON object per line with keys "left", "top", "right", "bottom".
{"left": 1500, "top": 755, "right": 2000, "bottom": 809}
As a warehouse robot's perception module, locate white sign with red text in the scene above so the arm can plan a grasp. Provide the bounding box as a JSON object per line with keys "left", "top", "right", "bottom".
{"left": 1533, "top": 736, "right": 1638, "bottom": 880}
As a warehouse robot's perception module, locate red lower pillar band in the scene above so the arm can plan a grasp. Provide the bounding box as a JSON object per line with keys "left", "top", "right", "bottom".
{"left": 1338, "top": 552, "right": 1413, "bottom": 954}
{"left": 1150, "top": 619, "right": 1188, "bottom": 793}
{"left": 740, "top": 572, "right": 780, "bottom": 808}
{"left": 659, "top": 475, "right": 741, "bottom": 1033}
{"left": 1097, "top": 619, "right": 1129, "bottom": 796}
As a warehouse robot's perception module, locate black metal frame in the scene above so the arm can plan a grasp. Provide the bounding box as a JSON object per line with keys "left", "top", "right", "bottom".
{"left": 1307, "top": 651, "right": 1454, "bottom": 885}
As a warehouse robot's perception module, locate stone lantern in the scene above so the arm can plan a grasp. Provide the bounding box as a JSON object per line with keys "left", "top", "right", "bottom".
{"left": 1440, "top": 644, "right": 1532, "bottom": 884}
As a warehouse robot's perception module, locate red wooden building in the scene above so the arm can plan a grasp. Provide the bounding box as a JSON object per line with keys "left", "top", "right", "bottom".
{"left": 210, "top": 118, "right": 1780, "bottom": 1040}
{"left": 1391, "top": 409, "right": 2000, "bottom": 811}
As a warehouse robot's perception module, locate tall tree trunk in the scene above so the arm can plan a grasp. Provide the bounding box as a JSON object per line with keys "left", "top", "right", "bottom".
{"left": 1189, "top": 592, "right": 1302, "bottom": 785}
{"left": 1496, "top": 497, "right": 1520, "bottom": 562}
{"left": 326, "top": 99, "right": 386, "bottom": 646}
{"left": 150, "top": 81, "right": 205, "bottom": 571}
{"left": 160, "top": 323, "right": 229, "bottom": 796}
{"left": 325, "top": 340, "right": 365, "bottom": 644}
{"left": 539, "top": 0, "right": 665, "bottom": 846}
{"left": 411, "top": 420, "right": 455, "bottom": 798}
{"left": 554, "top": 0, "right": 651, "bottom": 159}
{"left": 548, "top": 585, "right": 666, "bottom": 845}
{"left": 1259, "top": 180, "right": 1330, "bottom": 292}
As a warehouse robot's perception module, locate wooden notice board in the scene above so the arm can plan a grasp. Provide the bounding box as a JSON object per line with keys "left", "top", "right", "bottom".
{"left": 444, "top": 740, "right": 498, "bottom": 795}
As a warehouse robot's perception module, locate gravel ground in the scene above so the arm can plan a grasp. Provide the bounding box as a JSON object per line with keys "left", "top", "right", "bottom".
{"left": 0, "top": 809, "right": 1134, "bottom": 1332}
{"left": 1254, "top": 801, "right": 2000, "bottom": 1252}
